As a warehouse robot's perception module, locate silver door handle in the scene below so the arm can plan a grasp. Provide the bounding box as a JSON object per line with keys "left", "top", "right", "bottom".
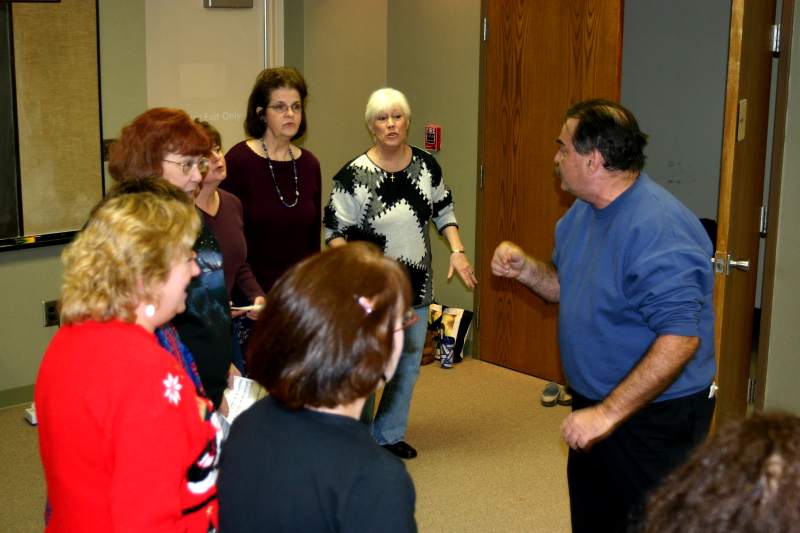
{"left": 710, "top": 253, "right": 751, "bottom": 274}
{"left": 729, "top": 258, "right": 750, "bottom": 271}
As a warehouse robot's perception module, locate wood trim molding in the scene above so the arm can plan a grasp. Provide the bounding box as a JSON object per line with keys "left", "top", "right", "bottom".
{"left": 755, "top": 0, "right": 795, "bottom": 410}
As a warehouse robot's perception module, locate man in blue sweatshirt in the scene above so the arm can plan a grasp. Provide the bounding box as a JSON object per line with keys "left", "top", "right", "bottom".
{"left": 491, "top": 99, "right": 716, "bottom": 533}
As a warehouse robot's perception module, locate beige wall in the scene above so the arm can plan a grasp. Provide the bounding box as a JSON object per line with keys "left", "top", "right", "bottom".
{"left": 144, "top": 0, "right": 265, "bottom": 148}
{"left": 300, "top": 0, "right": 387, "bottom": 185}
{"left": 0, "top": 246, "right": 62, "bottom": 403}
{"left": 283, "top": 0, "right": 304, "bottom": 72}
{"left": 99, "top": 0, "right": 147, "bottom": 144}
{"left": 387, "top": 0, "right": 480, "bottom": 312}
{"left": 763, "top": 3, "right": 800, "bottom": 412}
{"left": 99, "top": 0, "right": 147, "bottom": 187}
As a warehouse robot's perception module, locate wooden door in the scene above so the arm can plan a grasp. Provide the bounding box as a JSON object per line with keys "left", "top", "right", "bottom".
{"left": 713, "top": 0, "right": 777, "bottom": 424}
{"left": 476, "top": 0, "right": 622, "bottom": 380}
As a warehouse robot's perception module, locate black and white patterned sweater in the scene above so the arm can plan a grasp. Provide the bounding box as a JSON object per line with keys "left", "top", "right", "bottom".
{"left": 323, "top": 146, "right": 458, "bottom": 307}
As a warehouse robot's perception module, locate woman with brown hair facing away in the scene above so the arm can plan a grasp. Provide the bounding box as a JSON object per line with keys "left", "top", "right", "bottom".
{"left": 35, "top": 191, "right": 220, "bottom": 531}
{"left": 109, "top": 108, "right": 234, "bottom": 410}
{"left": 639, "top": 412, "right": 800, "bottom": 533}
{"left": 218, "top": 242, "right": 417, "bottom": 533}
{"left": 222, "top": 66, "right": 322, "bottom": 294}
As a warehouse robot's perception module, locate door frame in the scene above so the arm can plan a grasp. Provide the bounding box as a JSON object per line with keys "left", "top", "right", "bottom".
{"left": 755, "top": 0, "right": 795, "bottom": 409}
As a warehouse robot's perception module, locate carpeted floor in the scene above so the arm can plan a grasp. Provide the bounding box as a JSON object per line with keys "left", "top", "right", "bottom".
{"left": 406, "top": 359, "right": 571, "bottom": 532}
{"left": 0, "top": 402, "right": 46, "bottom": 533}
{"left": 0, "top": 358, "right": 571, "bottom": 532}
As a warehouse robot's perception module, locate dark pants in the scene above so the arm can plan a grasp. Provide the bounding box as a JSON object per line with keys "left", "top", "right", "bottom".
{"left": 567, "top": 387, "right": 715, "bottom": 533}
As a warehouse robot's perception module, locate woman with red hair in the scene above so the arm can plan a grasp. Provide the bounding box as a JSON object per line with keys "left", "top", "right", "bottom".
{"left": 109, "top": 108, "right": 234, "bottom": 411}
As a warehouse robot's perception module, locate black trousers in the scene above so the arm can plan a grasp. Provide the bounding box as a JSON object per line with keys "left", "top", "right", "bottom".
{"left": 567, "top": 387, "right": 715, "bottom": 533}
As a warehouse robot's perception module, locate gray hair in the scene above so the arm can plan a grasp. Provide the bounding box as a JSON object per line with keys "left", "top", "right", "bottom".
{"left": 364, "top": 88, "right": 411, "bottom": 130}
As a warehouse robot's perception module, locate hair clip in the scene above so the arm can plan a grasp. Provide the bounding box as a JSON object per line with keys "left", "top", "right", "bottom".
{"left": 356, "top": 296, "right": 373, "bottom": 315}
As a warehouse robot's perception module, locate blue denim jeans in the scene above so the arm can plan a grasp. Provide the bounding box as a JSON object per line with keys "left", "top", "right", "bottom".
{"left": 362, "top": 306, "right": 428, "bottom": 445}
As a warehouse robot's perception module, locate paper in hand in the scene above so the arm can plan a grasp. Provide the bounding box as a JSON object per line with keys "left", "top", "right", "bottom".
{"left": 223, "top": 376, "right": 267, "bottom": 423}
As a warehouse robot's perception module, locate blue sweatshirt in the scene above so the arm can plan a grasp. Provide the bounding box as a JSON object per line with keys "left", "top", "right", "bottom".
{"left": 552, "top": 174, "right": 716, "bottom": 401}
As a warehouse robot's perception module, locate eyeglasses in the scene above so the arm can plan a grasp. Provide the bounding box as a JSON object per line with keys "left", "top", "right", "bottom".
{"left": 162, "top": 157, "right": 209, "bottom": 176}
{"left": 397, "top": 309, "right": 420, "bottom": 331}
{"left": 267, "top": 102, "right": 302, "bottom": 115}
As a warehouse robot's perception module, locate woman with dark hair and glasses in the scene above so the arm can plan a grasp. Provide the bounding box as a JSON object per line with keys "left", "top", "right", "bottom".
{"left": 109, "top": 108, "right": 234, "bottom": 411}
{"left": 222, "top": 67, "right": 322, "bottom": 295}
{"left": 218, "top": 242, "right": 417, "bottom": 533}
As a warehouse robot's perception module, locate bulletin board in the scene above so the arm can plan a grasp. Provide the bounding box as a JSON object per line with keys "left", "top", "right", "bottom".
{"left": 0, "top": 0, "right": 103, "bottom": 249}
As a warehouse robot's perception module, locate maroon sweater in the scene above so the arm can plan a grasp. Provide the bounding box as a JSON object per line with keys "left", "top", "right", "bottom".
{"left": 221, "top": 141, "right": 321, "bottom": 292}
{"left": 201, "top": 189, "right": 264, "bottom": 301}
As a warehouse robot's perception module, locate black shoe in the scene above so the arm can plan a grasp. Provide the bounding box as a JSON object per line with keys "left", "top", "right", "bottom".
{"left": 381, "top": 441, "right": 418, "bottom": 459}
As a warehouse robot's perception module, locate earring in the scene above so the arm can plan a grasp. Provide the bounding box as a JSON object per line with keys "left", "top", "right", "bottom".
{"left": 145, "top": 304, "right": 156, "bottom": 318}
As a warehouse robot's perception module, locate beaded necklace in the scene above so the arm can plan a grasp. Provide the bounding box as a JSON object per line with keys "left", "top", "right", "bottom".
{"left": 262, "top": 138, "right": 299, "bottom": 208}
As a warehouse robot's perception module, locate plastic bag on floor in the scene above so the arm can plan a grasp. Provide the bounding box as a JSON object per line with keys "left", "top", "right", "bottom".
{"left": 440, "top": 306, "right": 473, "bottom": 367}
{"left": 421, "top": 304, "right": 443, "bottom": 366}
{"left": 423, "top": 304, "right": 473, "bottom": 368}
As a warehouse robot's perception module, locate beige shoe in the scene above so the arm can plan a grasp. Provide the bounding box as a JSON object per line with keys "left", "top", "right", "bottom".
{"left": 540, "top": 382, "right": 560, "bottom": 407}
{"left": 557, "top": 387, "right": 572, "bottom": 406}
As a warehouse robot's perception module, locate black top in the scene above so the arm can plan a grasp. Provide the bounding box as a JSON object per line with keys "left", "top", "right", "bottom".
{"left": 219, "top": 396, "right": 417, "bottom": 533}
{"left": 171, "top": 218, "right": 232, "bottom": 408}
{"left": 221, "top": 142, "right": 322, "bottom": 292}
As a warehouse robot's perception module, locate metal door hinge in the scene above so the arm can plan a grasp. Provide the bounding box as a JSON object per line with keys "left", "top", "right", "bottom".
{"left": 747, "top": 376, "right": 757, "bottom": 405}
{"left": 474, "top": 306, "right": 480, "bottom": 330}
{"left": 770, "top": 24, "right": 781, "bottom": 54}
{"left": 759, "top": 205, "right": 768, "bottom": 236}
{"left": 482, "top": 16, "right": 488, "bottom": 42}
{"left": 479, "top": 164, "right": 484, "bottom": 190}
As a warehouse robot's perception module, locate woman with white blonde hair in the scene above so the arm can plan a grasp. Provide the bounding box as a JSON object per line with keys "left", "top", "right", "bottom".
{"left": 323, "top": 87, "right": 477, "bottom": 459}
{"left": 35, "top": 190, "right": 220, "bottom": 531}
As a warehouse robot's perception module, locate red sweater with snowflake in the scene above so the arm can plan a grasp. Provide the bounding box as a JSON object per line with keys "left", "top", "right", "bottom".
{"left": 36, "top": 320, "right": 219, "bottom": 532}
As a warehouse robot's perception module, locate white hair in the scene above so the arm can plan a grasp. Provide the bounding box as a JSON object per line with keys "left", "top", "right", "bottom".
{"left": 364, "top": 88, "right": 412, "bottom": 128}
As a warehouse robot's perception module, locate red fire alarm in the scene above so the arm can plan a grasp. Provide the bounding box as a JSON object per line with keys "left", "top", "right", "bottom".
{"left": 424, "top": 123, "right": 442, "bottom": 152}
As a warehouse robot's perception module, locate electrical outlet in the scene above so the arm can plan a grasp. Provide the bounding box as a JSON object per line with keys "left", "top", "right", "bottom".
{"left": 43, "top": 300, "right": 60, "bottom": 327}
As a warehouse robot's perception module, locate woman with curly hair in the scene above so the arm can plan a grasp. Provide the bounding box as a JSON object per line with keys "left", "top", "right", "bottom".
{"left": 35, "top": 191, "right": 220, "bottom": 531}
{"left": 639, "top": 412, "right": 800, "bottom": 533}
